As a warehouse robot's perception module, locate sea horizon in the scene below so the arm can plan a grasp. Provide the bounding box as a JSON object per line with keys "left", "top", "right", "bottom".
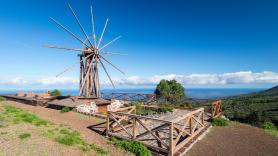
{"left": 0, "top": 87, "right": 266, "bottom": 99}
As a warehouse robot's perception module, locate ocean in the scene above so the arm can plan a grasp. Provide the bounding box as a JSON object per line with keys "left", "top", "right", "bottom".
{"left": 0, "top": 88, "right": 265, "bottom": 99}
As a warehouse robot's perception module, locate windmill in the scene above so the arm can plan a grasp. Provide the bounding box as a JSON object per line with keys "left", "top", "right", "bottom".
{"left": 47, "top": 3, "right": 125, "bottom": 98}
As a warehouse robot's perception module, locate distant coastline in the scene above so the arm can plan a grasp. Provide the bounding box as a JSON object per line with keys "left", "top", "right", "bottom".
{"left": 0, "top": 88, "right": 265, "bottom": 99}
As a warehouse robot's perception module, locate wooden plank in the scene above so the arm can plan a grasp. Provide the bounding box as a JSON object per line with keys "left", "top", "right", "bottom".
{"left": 136, "top": 118, "right": 169, "bottom": 149}
{"left": 136, "top": 123, "right": 170, "bottom": 139}
{"left": 169, "top": 123, "right": 174, "bottom": 156}
{"left": 112, "top": 112, "right": 172, "bottom": 123}
{"left": 172, "top": 108, "right": 204, "bottom": 123}
{"left": 132, "top": 117, "right": 136, "bottom": 140}
{"left": 174, "top": 125, "right": 205, "bottom": 153}
{"left": 110, "top": 114, "right": 133, "bottom": 138}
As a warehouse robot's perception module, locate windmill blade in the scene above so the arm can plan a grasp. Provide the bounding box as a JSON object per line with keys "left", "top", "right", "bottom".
{"left": 49, "top": 17, "right": 92, "bottom": 50}
{"left": 102, "top": 51, "right": 128, "bottom": 55}
{"left": 90, "top": 5, "right": 97, "bottom": 47}
{"left": 99, "top": 35, "right": 122, "bottom": 51}
{"left": 68, "top": 3, "right": 94, "bottom": 47}
{"left": 99, "top": 58, "right": 115, "bottom": 88}
{"left": 99, "top": 54, "right": 125, "bottom": 74}
{"left": 97, "top": 18, "right": 109, "bottom": 48}
{"left": 56, "top": 53, "right": 94, "bottom": 77}
{"left": 46, "top": 45, "right": 91, "bottom": 53}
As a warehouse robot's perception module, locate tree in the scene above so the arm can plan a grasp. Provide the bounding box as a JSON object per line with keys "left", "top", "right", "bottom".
{"left": 154, "top": 79, "right": 185, "bottom": 103}
{"left": 48, "top": 89, "right": 62, "bottom": 96}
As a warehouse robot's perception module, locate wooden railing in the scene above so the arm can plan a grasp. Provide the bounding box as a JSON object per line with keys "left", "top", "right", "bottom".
{"left": 101, "top": 93, "right": 156, "bottom": 103}
{"left": 106, "top": 107, "right": 205, "bottom": 156}
{"left": 211, "top": 100, "right": 222, "bottom": 118}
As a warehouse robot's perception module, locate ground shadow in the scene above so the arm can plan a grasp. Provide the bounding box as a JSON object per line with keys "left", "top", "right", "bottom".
{"left": 87, "top": 121, "right": 107, "bottom": 135}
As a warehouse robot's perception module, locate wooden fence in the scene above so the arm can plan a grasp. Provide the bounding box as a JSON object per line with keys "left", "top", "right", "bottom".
{"left": 211, "top": 100, "right": 222, "bottom": 118}
{"left": 106, "top": 107, "right": 205, "bottom": 156}
{"left": 101, "top": 93, "right": 156, "bottom": 103}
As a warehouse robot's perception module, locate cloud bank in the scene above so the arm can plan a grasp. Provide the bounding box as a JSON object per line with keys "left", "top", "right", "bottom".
{"left": 0, "top": 71, "right": 277, "bottom": 89}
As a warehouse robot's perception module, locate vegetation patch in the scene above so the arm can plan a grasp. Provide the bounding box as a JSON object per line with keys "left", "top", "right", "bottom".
{"left": 157, "top": 103, "right": 173, "bottom": 113}
{"left": 19, "top": 133, "right": 31, "bottom": 139}
{"left": 56, "top": 129, "right": 83, "bottom": 145}
{"left": 0, "top": 97, "right": 6, "bottom": 101}
{"left": 109, "top": 137, "right": 151, "bottom": 156}
{"left": 60, "top": 106, "right": 71, "bottom": 113}
{"left": 212, "top": 118, "right": 229, "bottom": 127}
{"left": 48, "top": 89, "right": 62, "bottom": 96}
{"left": 263, "top": 122, "right": 278, "bottom": 137}
{"left": 4, "top": 106, "right": 48, "bottom": 126}
{"left": 0, "top": 105, "right": 108, "bottom": 154}
{"left": 130, "top": 101, "right": 173, "bottom": 116}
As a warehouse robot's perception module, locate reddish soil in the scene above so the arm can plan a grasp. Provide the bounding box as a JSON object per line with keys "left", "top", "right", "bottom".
{"left": 0, "top": 101, "right": 132, "bottom": 156}
{"left": 187, "top": 122, "right": 278, "bottom": 156}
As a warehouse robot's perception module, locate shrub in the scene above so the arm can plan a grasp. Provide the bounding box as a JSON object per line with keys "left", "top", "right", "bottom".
{"left": 60, "top": 106, "right": 71, "bottom": 113}
{"left": 263, "top": 121, "right": 278, "bottom": 137}
{"left": 157, "top": 104, "right": 173, "bottom": 113}
{"left": 212, "top": 118, "right": 228, "bottom": 126}
{"left": 19, "top": 133, "right": 31, "bottom": 139}
{"left": 110, "top": 137, "right": 151, "bottom": 156}
{"left": 48, "top": 89, "right": 62, "bottom": 96}
{"left": 0, "top": 97, "right": 6, "bottom": 101}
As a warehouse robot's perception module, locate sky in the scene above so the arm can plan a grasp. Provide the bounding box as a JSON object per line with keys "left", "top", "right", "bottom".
{"left": 0, "top": 0, "right": 277, "bottom": 90}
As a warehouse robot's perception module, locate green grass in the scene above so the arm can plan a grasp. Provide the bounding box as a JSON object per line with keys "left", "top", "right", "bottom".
{"left": 109, "top": 137, "right": 151, "bottom": 156}
{"left": 19, "top": 133, "right": 31, "bottom": 139}
{"left": 90, "top": 143, "right": 108, "bottom": 155}
{"left": 56, "top": 129, "right": 83, "bottom": 145}
{"left": 4, "top": 106, "right": 48, "bottom": 126}
{"left": 211, "top": 118, "right": 229, "bottom": 127}
{"left": 0, "top": 97, "right": 6, "bottom": 101}
{"left": 0, "top": 106, "right": 108, "bottom": 154}
{"left": 263, "top": 122, "right": 278, "bottom": 137}
{"left": 60, "top": 106, "right": 71, "bottom": 113}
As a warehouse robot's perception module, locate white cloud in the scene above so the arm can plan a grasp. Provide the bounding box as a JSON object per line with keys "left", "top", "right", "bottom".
{"left": 0, "top": 71, "right": 277, "bottom": 89}
{"left": 112, "top": 71, "right": 278, "bottom": 86}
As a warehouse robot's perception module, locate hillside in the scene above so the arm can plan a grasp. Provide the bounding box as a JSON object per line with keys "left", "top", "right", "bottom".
{"left": 222, "top": 86, "right": 278, "bottom": 127}
{"left": 189, "top": 86, "right": 278, "bottom": 127}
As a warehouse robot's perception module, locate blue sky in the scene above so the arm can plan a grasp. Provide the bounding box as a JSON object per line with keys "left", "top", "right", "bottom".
{"left": 0, "top": 0, "right": 277, "bottom": 89}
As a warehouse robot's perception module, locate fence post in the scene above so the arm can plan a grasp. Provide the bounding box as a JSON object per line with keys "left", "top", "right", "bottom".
{"left": 106, "top": 112, "right": 110, "bottom": 137}
{"left": 132, "top": 117, "right": 136, "bottom": 140}
{"left": 169, "top": 122, "right": 174, "bottom": 156}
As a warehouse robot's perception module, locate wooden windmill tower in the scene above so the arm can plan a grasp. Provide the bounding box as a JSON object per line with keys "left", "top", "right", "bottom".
{"left": 47, "top": 3, "right": 125, "bottom": 98}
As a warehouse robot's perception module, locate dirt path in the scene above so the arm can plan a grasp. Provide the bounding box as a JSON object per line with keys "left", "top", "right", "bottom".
{"left": 187, "top": 122, "right": 278, "bottom": 156}
{"left": 0, "top": 101, "right": 132, "bottom": 156}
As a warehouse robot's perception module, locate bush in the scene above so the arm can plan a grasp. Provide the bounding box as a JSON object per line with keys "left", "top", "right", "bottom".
{"left": 110, "top": 137, "right": 151, "bottom": 156}
{"left": 19, "top": 133, "right": 31, "bottom": 139}
{"left": 263, "top": 122, "right": 278, "bottom": 137}
{"left": 60, "top": 106, "right": 71, "bottom": 113}
{"left": 0, "top": 97, "right": 6, "bottom": 101}
{"left": 157, "top": 104, "right": 173, "bottom": 113}
{"left": 48, "top": 89, "right": 62, "bottom": 96}
{"left": 212, "top": 118, "right": 228, "bottom": 126}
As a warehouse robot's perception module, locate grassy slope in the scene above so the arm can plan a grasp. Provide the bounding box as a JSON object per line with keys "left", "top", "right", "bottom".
{"left": 189, "top": 86, "right": 278, "bottom": 127}
{"left": 222, "top": 86, "right": 278, "bottom": 127}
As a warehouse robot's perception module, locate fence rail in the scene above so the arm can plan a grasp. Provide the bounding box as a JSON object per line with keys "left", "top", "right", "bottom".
{"left": 101, "top": 92, "right": 156, "bottom": 103}
{"left": 211, "top": 100, "right": 222, "bottom": 118}
{"left": 106, "top": 107, "right": 205, "bottom": 155}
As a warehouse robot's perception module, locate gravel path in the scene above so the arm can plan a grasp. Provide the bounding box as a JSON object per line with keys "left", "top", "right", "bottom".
{"left": 187, "top": 122, "right": 278, "bottom": 156}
